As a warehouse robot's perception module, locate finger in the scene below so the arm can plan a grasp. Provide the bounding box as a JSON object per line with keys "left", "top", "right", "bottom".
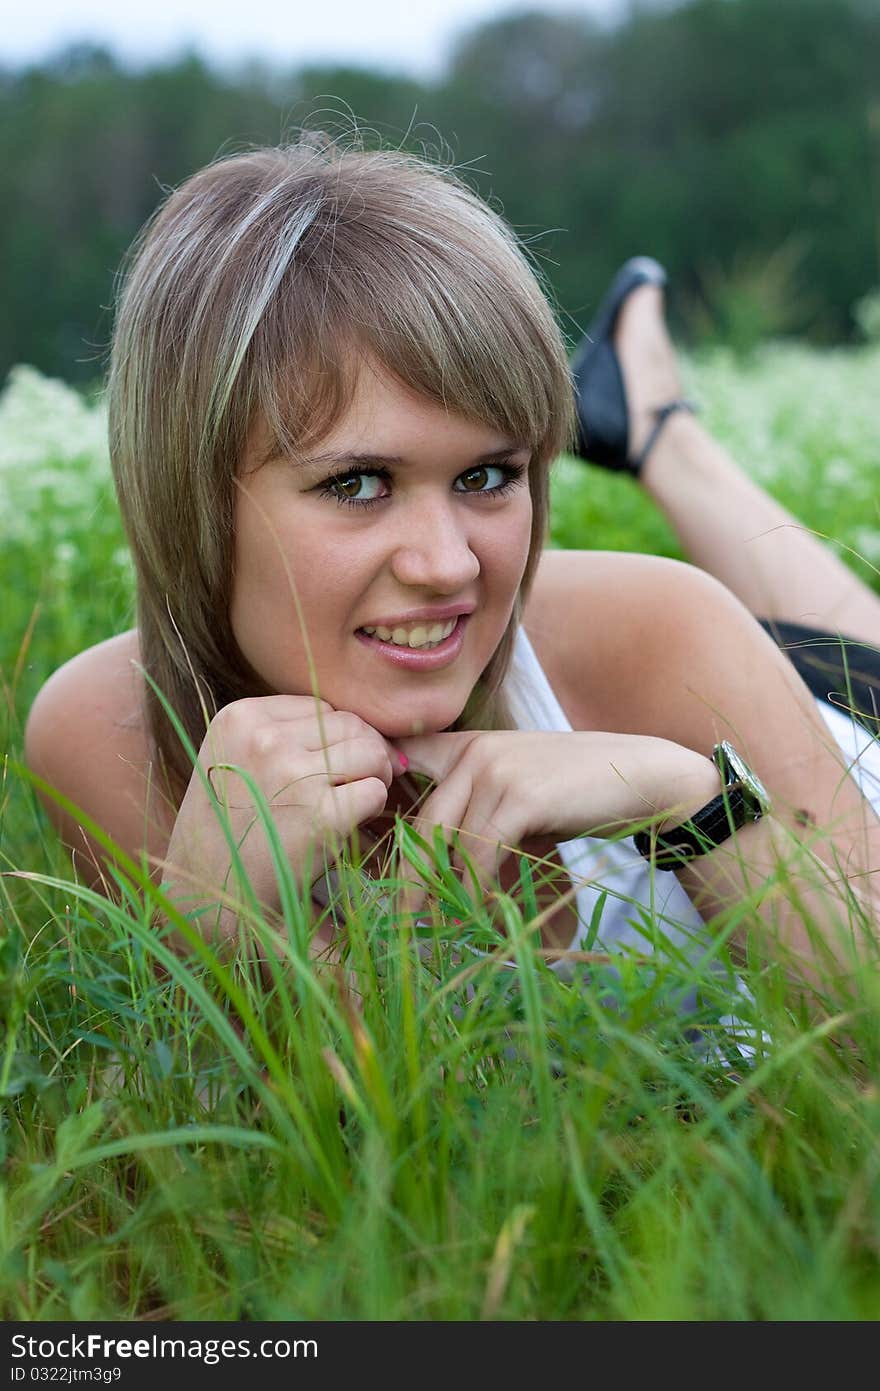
{"left": 395, "top": 731, "right": 479, "bottom": 783}
{"left": 205, "top": 708, "right": 356, "bottom": 776}
{"left": 414, "top": 777, "right": 515, "bottom": 894}
{"left": 298, "top": 709, "right": 381, "bottom": 751}
{"left": 317, "top": 736, "right": 395, "bottom": 786}
{"left": 274, "top": 737, "right": 396, "bottom": 800}
{"left": 387, "top": 743, "right": 410, "bottom": 779}
{"left": 237, "top": 694, "right": 336, "bottom": 723}
{"left": 316, "top": 776, "right": 390, "bottom": 839}
{"left": 301, "top": 712, "right": 408, "bottom": 778}
{"left": 405, "top": 771, "right": 481, "bottom": 890}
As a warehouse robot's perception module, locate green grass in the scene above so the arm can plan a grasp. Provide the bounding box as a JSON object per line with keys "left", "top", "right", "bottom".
{"left": 2, "top": 345, "right": 880, "bottom": 1321}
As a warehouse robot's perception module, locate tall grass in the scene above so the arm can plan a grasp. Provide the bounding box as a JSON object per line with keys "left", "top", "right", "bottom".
{"left": 2, "top": 346, "right": 880, "bottom": 1321}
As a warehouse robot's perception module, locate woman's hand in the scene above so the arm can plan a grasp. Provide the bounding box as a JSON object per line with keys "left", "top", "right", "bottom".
{"left": 163, "top": 694, "right": 407, "bottom": 942}
{"left": 394, "top": 728, "right": 717, "bottom": 912}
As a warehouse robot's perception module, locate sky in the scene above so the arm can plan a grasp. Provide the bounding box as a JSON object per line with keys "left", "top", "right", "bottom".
{"left": 4, "top": 0, "right": 629, "bottom": 80}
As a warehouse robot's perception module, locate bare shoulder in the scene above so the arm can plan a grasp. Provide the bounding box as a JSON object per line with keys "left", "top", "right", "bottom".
{"left": 24, "top": 629, "right": 175, "bottom": 887}
{"left": 525, "top": 547, "right": 821, "bottom": 743}
{"left": 524, "top": 546, "right": 880, "bottom": 861}
{"left": 524, "top": 548, "right": 725, "bottom": 731}
{"left": 528, "top": 543, "right": 702, "bottom": 617}
{"left": 25, "top": 628, "right": 146, "bottom": 760}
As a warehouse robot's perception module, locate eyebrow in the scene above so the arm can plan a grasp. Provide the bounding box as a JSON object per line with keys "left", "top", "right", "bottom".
{"left": 285, "top": 444, "right": 530, "bottom": 473}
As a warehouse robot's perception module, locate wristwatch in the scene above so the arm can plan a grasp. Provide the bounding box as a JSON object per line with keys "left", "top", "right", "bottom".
{"left": 633, "top": 740, "right": 771, "bottom": 871}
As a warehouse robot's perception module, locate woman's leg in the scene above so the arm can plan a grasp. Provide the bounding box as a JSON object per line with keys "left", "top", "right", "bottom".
{"left": 614, "top": 283, "right": 880, "bottom": 649}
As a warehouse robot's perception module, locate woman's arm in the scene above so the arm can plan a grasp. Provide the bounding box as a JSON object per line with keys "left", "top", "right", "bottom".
{"left": 620, "top": 559, "right": 880, "bottom": 980}
{"left": 23, "top": 633, "right": 175, "bottom": 895}
{"left": 23, "top": 637, "right": 406, "bottom": 966}
{"left": 402, "top": 552, "right": 880, "bottom": 986}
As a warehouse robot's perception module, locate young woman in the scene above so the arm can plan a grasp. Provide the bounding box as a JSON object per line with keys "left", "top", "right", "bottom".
{"left": 23, "top": 135, "right": 880, "bottom": 993}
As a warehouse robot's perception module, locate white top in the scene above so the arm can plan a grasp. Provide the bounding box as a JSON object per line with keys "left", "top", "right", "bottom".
{"left": 814, "top": 698, "right": 880, "bottom": 812}
{"left": 503, "top": 626, "right": 706, "bottom": 978}
{"left": 503, "top": 624, "right": 880, "bottom": 977}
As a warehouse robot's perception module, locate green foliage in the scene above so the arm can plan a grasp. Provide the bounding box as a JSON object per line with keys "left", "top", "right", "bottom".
{"left": 2, "top": 344, "right": 880, "bottom": 1317}
{"left": 681, "top": 238, "right": 812, "bottom": 359}
{"left": 854, "top": 287, "right": 880, "bottom": 342}
{"left": 3, "top": 0, "right": 880, "bottom": 385}
{"left": 2, "top": 807, "right": 880, "bottom": 1319}
{"left": 550, "top": 339, "right": 880, "bottom": 587}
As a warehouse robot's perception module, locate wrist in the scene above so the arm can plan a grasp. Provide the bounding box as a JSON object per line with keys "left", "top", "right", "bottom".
{"left": 654, "top": 749, "right": 722, "bottom": 834}
{"left": 636, "top": 740, "right": 771, "bottom": 871}
{"left": 640, "top": 741, "right": 720, "bottom": 831}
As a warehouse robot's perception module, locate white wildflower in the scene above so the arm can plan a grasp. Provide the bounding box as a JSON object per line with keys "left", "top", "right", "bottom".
{"left": 0, "top": 364, "right": 109, "bottom": 472}
{"left": 54, "top": 541, "right": 76, "bottom": 567}
{"left": 0, "top": 365, "right": 113, "bottom": 542}
{"left": 849, "top": 528, "right": 880, "bottom": 567}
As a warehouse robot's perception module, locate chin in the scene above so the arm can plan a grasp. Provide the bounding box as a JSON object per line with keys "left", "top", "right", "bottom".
{"left": 366, "top": 696, "right": 468, "bottom": 741}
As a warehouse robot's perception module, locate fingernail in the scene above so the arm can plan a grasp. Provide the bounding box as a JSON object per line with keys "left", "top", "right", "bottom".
{"left": 397, "top": 751, "right": 409, "bottom": 770}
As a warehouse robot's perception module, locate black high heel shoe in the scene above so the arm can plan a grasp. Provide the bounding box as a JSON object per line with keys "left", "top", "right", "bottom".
{"left": 571, "top": 255, "right": 696, "bottom": 476}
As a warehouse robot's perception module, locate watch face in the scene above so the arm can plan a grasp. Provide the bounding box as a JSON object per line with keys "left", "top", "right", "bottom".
{"left": 716, "top": 740, "right": 771, "bottom": 814}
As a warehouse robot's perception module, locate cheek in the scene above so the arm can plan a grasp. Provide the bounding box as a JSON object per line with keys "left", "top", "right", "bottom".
{"left": 491, "top": 497, "right": 534, "bottom": 583}
{"left": 230, "top": 497, "right": 307, "bottom": 654}
{"left": 231, "top": 499, "right": 361, "bottom": 650}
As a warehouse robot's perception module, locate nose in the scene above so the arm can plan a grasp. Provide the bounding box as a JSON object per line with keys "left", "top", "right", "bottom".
{"left": 388, "top": 496, "right": 481, "bottom": 592}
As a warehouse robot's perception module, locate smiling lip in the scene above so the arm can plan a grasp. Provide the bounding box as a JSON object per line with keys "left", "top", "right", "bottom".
{"left": 355, "top": 614, "right": 469, "bottom": 670}
{"left": 358, "top": 602, "right": 476, "bottom": 628}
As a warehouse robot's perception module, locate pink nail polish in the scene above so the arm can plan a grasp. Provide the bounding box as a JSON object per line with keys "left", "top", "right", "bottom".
{"left": 398, "top": 752, "right": 409, "bottom": 770}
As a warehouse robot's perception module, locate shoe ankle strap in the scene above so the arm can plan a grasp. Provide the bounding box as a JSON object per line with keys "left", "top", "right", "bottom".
{"left": 631, "top": 398, "right": 698, "bottom": 476}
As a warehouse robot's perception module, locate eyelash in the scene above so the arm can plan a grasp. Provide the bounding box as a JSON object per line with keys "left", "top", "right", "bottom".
{"left": 316, "top": 462, "right": 528, "bottom": 510}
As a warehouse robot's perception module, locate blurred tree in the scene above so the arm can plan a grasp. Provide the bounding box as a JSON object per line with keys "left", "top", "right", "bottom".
{"left": 590, "top": 0, "right": 880, "bottom": 339}
{"left": 0, "top": 46, "right": 286, "bottom": 382}
{"left": 431, "top": 11, "right": 608, "bottom": 339}
{"left": 434, "top": 0, "right": 879, "bottom": 343}
{"left": 1, "top": 0, "right": 878, "bottom": 385}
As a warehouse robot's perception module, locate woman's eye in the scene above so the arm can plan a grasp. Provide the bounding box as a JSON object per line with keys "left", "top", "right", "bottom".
{"left": 318, "top": 460, "right": 525, "bottom": 509}
{"left": 329, "top": 472, "right": 387, "bottom": 503}
{"left": 455, "top": 465, "right": 507, "bottom": 493}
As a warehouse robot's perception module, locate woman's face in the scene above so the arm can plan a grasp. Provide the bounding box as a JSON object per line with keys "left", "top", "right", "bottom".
{"left": 230, "top": 359, "right": 534, "bottom": 739}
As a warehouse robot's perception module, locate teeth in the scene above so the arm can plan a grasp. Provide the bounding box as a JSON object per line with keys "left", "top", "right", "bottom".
{"left": 362, "top": 617, "right": 458, "bottom": 649}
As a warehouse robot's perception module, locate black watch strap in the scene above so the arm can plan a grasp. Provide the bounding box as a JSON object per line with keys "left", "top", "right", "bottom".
{"left": 633, "top": 786, "right": 748, "bottom": 870}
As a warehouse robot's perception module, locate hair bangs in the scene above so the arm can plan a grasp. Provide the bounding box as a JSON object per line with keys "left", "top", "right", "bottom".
{"left": 239, "top": 153, "right": 575, "bottom": 471}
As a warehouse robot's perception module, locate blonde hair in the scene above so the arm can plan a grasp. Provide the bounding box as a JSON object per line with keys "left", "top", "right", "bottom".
{"left": 107, "top": 132, "right": 577, "bottom": 798}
